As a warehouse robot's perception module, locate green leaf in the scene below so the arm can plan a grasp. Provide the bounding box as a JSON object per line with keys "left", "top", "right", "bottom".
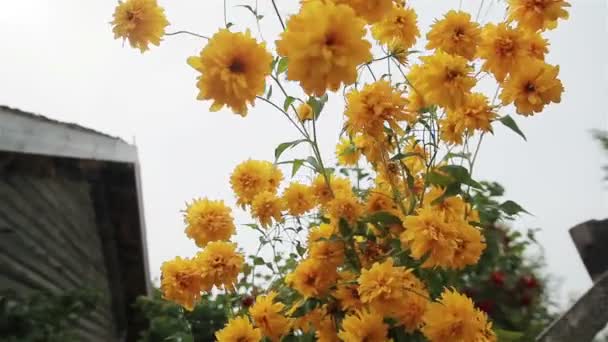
{"left": 366, "top": 212, "right": 402, "bottom": 226}
{"left": 307, "top": 95, "right": 329, "bottom": 119}
{"left": 338, "top": 218, "right": 351, "bottom": 238}
{"left": 427, "top": 171, "right": 453, "bottom": 186}
{"left": 225, "top": 22, "right": 234, "bottom": 29}
{"left": 236, "top": 4, "right": 257, "bottom": 16}
{"left": 495, "top": 329, "right": 524, "bottom": 341}
{"left": 291, "top": 298, "right": 321, "bottom": 317}
{"left": 499, "top": 200, "right": 530, "bottom": 216}
{"left": 274, "top": 139, "right": 306, "bottom": 161}
{"left": 266, "top": 84, "right": 273, "bottom": 99}
{"left": 291, "top": 159, "right": 304, "bottom": 177}
{"left": 252, "top": 257, "right": 265, "bottom": 266}
{"left": 499, "top": 115, "right": 527, "bottom": 141}
{"left": 277, "top": 57, "right": 289, "bottom": 74}
{"left": 296, "top": 242, "right": 306, "bottom": 257}
{"left": 283, "top": 96, "right": 295, "bottom": 111}
{"left": 390, "top": 152, "right": 423, "bottom": 161}
{"left": 306, "top": 156, "right": 320, "bottom": 171}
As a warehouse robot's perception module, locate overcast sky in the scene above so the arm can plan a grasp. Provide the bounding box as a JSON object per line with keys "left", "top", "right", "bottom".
{"left": 0, "top": 0, "right": 606, "bottom": 306}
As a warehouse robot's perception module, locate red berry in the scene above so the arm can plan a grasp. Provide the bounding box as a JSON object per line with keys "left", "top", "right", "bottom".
{"left": 490, "top": 271, "right": 506, "bottom": 286}
{"left": 520, "top": 293, "right": 532, "bottom": 306}
{"left": 520, "top": 275, "right": 539, "bottom": 289}
{"left": 242, "top": 295, "right": 255, "bottom": 307}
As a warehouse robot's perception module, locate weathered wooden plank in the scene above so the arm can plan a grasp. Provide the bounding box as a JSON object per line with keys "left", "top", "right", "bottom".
{"left": 537, "top": 271, "right": 608, "bottom": 341}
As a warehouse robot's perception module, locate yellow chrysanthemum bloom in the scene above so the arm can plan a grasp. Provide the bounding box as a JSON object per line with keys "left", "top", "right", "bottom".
{"left": 187, "top": 29, "right": 272, "bottom": 116}
{"left": 412, "top": 51, "right": 476, "bottom": 110}
{"left": 316, "top": 315, "right": 340, "bottom": 342}
{"left": 439, "top": 114, "right": 465, "bottom": 145}
{"left": 451, "top": 223, "right": 486, "bottom": 269}
{"left": 353, "top": 134, "right": 393, "bottom": 165}
{"left": 160, "top": 256, "right": 202, "bottom": 311}
{"left": 401, "top": 207, "right": 459, "bottom": 268}
{"left": 334, "top": 0, "right": 393, "bottom": 23}
{"left": 500, "top": 59, "right": 564, "bottom": 116}
{"left": 111, "top": 0, "right": 169, "bottom": 52}
{"left": 282, "top": 182, "right": 316, "bottom": 216}
{"left": 402, "top": 139, "right": 428, "bottom": 175}
{"left": 183, "top": 198, "right": 235, "bottom": 247}
{"left": 445, "top": 92, "right": 496, "bottom": 135}
{"left": 525, "top": 31, "right": 549, "bottom": 61}
{"left": 333, "top": 271, "right": 363, "bottom": 312}
{"left": 230, "top": 160, "right": 283, "bottom": 206}
{"left": 195, "top": 241, "right": 244, "bottom": 292}
{"left": 276, "top": 0, "right": 372, "bottom": 96}
{"left": 249, "top": 291, "right": 291, "bottom": 342}
{"left": 336, "top": 138, "right": 361, "bottom": 166}
{"left": 338, "top": 309, "right": 389, "bottom": 342}
{"left": 308, "top": 223, "right": 344, "bottom": 266}
{"left": 358, "top": 258, "right": 409, "bottom": 310}
{"left": 423, "top": 187, "right": 479, "bottom": 223}
{"left": 393, "top": 276, "right": 429, "bottom": 332}
{"left": 365, "top": 187, "right": 398, "bottom": 215}
{"left": 422, "top": 289, "right": 496, "bottom": 342}
{"left": 215, "top": 316, "right": 262, "bottom": 342}
{"left": 507, "top": 0, "right": 570, "bottom": 31}
{"left": 249, "top": 292, "right": 292, "bottom": 342}
{"left": 286, "top": 258, "right": 338, "bottom": 298}
{"left": 371, "top": 5, "right": 419, "bottom": 48}
{"left": 326, "top": 192, "right": 363, "bottom": 226}
{"left": 311, "top": 174, "right": 353, "bottom": 205}
{"left": 292, "top": 306, "right": 326, "bottom": 334}
{"left": 426, "top": 10, "right": 481, "bottom": 60}
{"left": 345, "top": 80, "right": 412, "bottom": 139}
{"left": 477, "top": 23, "right": 529, "bottom": 82}
{"left": 296, "top": 103, "right": 314, "bottom": 121}
{"left": 251, "top": 191, "right": 285, "bottom": 228}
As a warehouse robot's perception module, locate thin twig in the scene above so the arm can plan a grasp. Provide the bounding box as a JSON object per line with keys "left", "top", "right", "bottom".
{"left": 271, "top": 0, "right": 286, "bottom": 30}
{"left": 165, "top": 30, "right": 210, "bottom": 40}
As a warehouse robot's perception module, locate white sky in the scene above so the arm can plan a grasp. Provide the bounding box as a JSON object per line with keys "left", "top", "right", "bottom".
{"left": 0, "top": 0, "right": 606, "bottom": 306}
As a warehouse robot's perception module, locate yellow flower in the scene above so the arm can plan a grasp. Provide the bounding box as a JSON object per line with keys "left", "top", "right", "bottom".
{"left": 525, "top": 30, "right": 549, "bottom": 61}
{"left": 338, "top": 309, "right": 389, "bottom": 342}
{"left": 353, "top": 134, "right": 393, "bottom": 165}
{"left": 423, "top": 187, "right": 479, "bottom": 223}
{"left": 371, "top": 5, "right": 419, "bottom": 48}
{"left": 451, "top": 223, "right": 486, "bottom": 269}
{"left": 249, "top": 292, "right": 292, "bottom": 342}
{"left": 336, "top": 137, "right": 361, "bottom": 166}
{"left": 160, "top": 256, "right": 202, "bottom": 311}
{"left": 286, "top": 258, "right": 338, "bottom": 298}
{"left": 316, "top": 315, "right": 340, "bottom": 342}
{"left": 422, "top": 289, "right": 496, "bottom": 342}
{"left": 187, "top": 29, "right": 272, "bottom": 116}
{"left": 293, "top": 306, "right": 326, "bottom": 333}
{"left": 308, "top": 223, "right": 344, "bottom": 266}
{"left": 439, "top": 114, "right": 465, "bottom": 145}
{"left": 296, "top": 103, "right": 314, "bottom": 121}
{"left": 251, "top": 191, "right": 285, "bottom": 228}
{"left": 402, "top": 139, "right": 428, "bottom": 175}
{"left": 311, "top": 174, "right": 352, "bottom": 205}
{"left": 393, "top": 276, "right": 429, "bottom": 332}
{"left": 507, "top": 0, "right": 570, "bottom": 31}
{"left": 365, "top": 187, "right": 398, "bottom": 215}
{"left": 412, "top": 51, "right": 476, "bottom": 110}
{"left": 276, "top": 0, "right": 371, "bottom": 96}
{"left": 401, "top": 207, "right": 459, "bottom": 268}
{"left": 111, "top": 0, "right": 169, "bottom": 52}
{"left": 444, "top": 93, "right": 496, "bottom": 135}
{"left": 500, "top": 59, "right": 564, "bottom": 116}
{"left": 230, "top": 160, "right": 283, "bottom": 206}
{"left": 184, "top": 198, "right": 235, "bottom": 247}
{"left": 326, "top": 192, "right": 363, "bottom": 226}
{"left": 345, "top": 80, "right": 412, "bottom": 139}
{"left": 477, "top": 23, "right": 529, "bottom": 82}
{"left": 333, "top": 271, "right": 363, "bottom": 311}
{"left": 335, "top": 0, "right": 393, "bottom": 23}
{"left": 215, "top": 316, "right": 262, "bottom": 342}
{"left": 426, "top": 10, "right": 481, "bottom": 60}
{"left": 282, "top": 182, "right": 316, "bottom": 216}
{"left": 195, "top": 241, "right": 244, "bottom": 291}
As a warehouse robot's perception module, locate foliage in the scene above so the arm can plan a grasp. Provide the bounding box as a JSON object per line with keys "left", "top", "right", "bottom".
{"left": 135, "top": 288, "right": 230, "bottom": 342}
{"left": 0, "top": 289, "right": 99, "bottom": 342}
{"left": 111, "top": 0, "right": 570, "bottom": 340}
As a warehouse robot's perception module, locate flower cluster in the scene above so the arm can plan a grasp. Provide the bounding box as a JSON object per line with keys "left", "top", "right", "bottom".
{"left": 112, "top": 0, "right": 570, "bottom": 340}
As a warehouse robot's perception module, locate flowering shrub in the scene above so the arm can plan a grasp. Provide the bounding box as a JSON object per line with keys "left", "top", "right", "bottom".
{"left": 111, "top": 0, "right": 569, "bottom": 340}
